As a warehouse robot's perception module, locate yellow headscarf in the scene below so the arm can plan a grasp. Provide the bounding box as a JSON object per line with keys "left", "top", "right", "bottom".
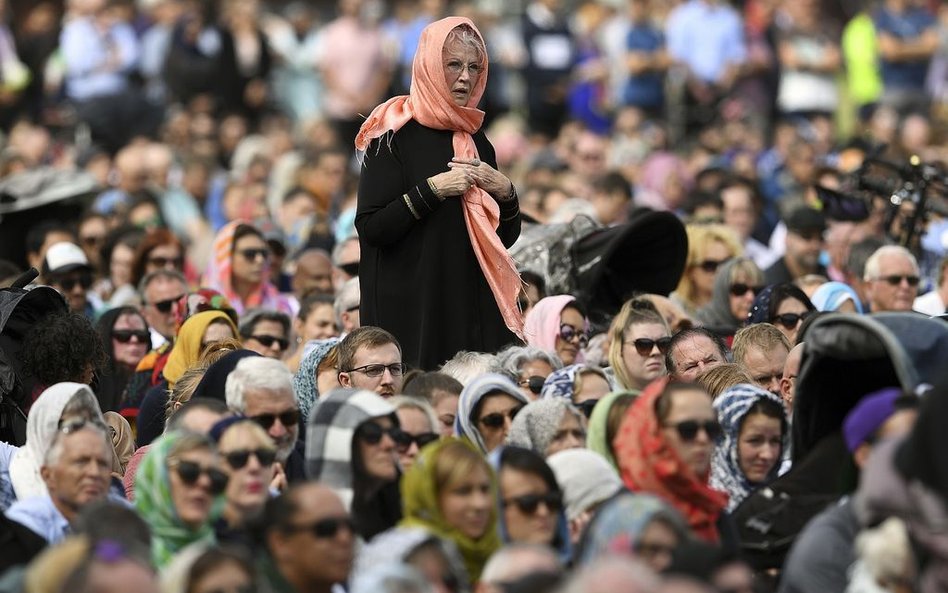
{"left": 400, "top": 437, "right": 501, "bottom": 583}
{"left": 163, "top": 311, "right": 237, "bottom": 387}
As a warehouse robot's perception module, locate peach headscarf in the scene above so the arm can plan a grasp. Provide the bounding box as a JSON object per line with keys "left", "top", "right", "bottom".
{"left": 355, "top": 16, "right": 524, "bottom": 341}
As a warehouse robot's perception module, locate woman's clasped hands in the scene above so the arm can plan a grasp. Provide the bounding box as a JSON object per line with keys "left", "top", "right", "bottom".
{"left": 428, "top": 157, "right": 513, "bottom": 200}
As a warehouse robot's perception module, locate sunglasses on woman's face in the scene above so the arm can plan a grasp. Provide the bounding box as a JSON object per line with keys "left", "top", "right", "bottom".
{"left": 169, "top": 459, "right": 229, "bottom": 494}
{"left": 112, "top": 329, "right": 150, "bottom": 344}
{"left": 558, "top": 324, "right": 589, "bottom": 348}
{"left": 147, "top": 255, "right": 183, "bottom": 269}
{"left": 249, "top": 334, "right": 289, "bottom": 350}
{"left": 503, "top": 491, "right": 563, "bottom": 515}
{"left": 238, "top": 248, "right": 270, "bottom": 262}
{"left": 772, "top": 312, "right": 810, "bottom": 329}
{"left": 358, "top": 422, "right": 411, "bottom": 450}
{"left": 222, "top": 448, "right": 277, "bottom": 470}
{"left": 517, "top": 375, "right": 546, "bottom": 395}
{"left": 401, "top": 432, "right": 440, "bottom": 450}
{"left": 479, "top": 405, "right": 524, "bottom": 429}
{"left": 628, "top": 337, "right": 673, "bottom": 357}
{"left": 664, "top": 419, "right": 723, "bottom": 442}
{"left": 697, "top": 258, "right": 730, "bottom": 273}
{"left": 729, "top": 283, "right": 764, "bottom": 297}
{"left": 576, "top": 399, "right": 599, "bottom": 419}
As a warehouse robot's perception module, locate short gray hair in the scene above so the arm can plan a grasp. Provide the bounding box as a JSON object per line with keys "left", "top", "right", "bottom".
{"left": 331, "top": 236, "right": 359, "bottom": 266}
{"left": 439, "top": 351, "right": 503, "bottom": 387}
{"left": 559, "top": 556, "right": 659, "bottom": 593}
{"left": 138, "top": 269, "right": 187, "bottom": 301}
{"left": 225, "top": 357, "right": 296, "bottom": 413}
{"left": 334, "top": 276, "right": 360, "bottom": 328}
{"left": 864, "top": 245, "right": 919, "bottom": 281}
{"left": 44, "top": 422, "right": 110, "bottom": 466}
{"left": 496, "top": 345, "right": 563, "bottom": 381}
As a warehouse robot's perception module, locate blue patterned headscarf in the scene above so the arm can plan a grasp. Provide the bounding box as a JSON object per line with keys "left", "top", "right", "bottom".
{"left": 710, "top": 383, "right": 789, "bottom": 511}
{"left": 293, "top": 338, "right": 340, "bottom": 422}
{"left": 745, "top": 285, "right": 775, "bottom": 325}
{"left": 540, "top": 364, "right": 583, "bottom": 400}
{"left": 810, "top": 282, "right": 864, "bottom": 314}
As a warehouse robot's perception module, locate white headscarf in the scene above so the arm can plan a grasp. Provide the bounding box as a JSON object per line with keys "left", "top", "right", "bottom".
{"left": 9, "top": 383, "right": 104, "bottom": 500}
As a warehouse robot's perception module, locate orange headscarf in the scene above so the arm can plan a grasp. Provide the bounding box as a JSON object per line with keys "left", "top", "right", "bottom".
{"left": 355, "top": 16, "right": 524, "bottom": 341}
{"left": 613, "top": 377, "right": 729, "bottom": 542}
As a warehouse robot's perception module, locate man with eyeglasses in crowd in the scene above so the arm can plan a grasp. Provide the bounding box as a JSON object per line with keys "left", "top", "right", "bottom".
{"left": 5, "top": 419, "right": 113, "bottom": 544}
{"left": 260, "top": 482, "right": 355, "bottom": 593}
{"left": 226, "top": 357, "right": 305, "bottom": 483}
{"left": 138, "top": 270, "right": 188, "bottom": 349}
{"left": 239, "top": 309, "right": 292, "bottom": 359}
{"left": 42, "top": 242, "right": 98, "bottom": 317}
{"left": 863, "top": 245, "right": 921, "bottom": 312}
{"left": 336, "top": 326, "right": 405, "bottom": 399}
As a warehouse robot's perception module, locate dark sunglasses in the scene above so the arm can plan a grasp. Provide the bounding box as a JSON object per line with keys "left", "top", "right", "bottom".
{"left": 518, "top": 375, "right": 546, "bottom": 395}
{"left": 629, "top": 337, "right": 672, "bottom": 357}
{"left": 664, "top": 419, "right": 723, "bottom": 442}
{"left": 223, "top": 448, "right": 277, "bottom": 470}
{"left": 402, "top": 432, "right": 440, "bottom": 450}
{"left": 729, "top": 283, "right": 764, "bottom": 297}
{"left": 576, "top": 399, "right": 599, "bottom": 419}
{"left": 359, "top": 422, "right": 411, "bottom": 449}
{"left": 56, "top": 272, "right": 94, "bottom": 292}
{"left": 771, "top": 312, "right": 810, "bottom": 329}
{"left": 479, "top": 405, "right": 524, "bottom": 429}
{"left": 876, "top": 274, "right": 920, "bottom": 287}
{"left": 238, "top": 248, "right": 270, "bottom": 262}
{"left": 287, "top": 516, "right": 355, "bottom": 539}
{"left": 338, "top": 262, "right": 360, "bottom": 277}
{"left": 249, "top": 334, "right": 289, "bottom": 350}
{"left": 147, "top": 255, "right": 183, "bottom": 269}
{"left": 503, "top": 491, "right": 563, "bottom": 515}
{"left": 58, "top": 417, "right": 109, "bottom": 434}
{"left": 559, "top": 324, "right": 589, "bottom": 348}
{"left": 112, "top": 329, "right": 150, "bottom": 344}
{"left": 80, "top": 235, "right": 104, "bottom": 248}
{"left": 151, "top": 294, "right": 186, "bottom": 314}
{"left": 697, "top": 258, "right": 730, "bottom": 273}
{"left": 170, "top": 459, "right": 229, "bottom": 494}
{"left": 251, "top": 409, "right": 300, "bottom": 430}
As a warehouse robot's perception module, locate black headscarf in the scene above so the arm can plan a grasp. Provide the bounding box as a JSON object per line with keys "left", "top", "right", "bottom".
{"left": 895, "top": 385, "right": 948, "bottom": 504}
{"left": 192, "top": 349, "right": 262, "bottom": 402}
{"left": 95, "top": 306, "right": 148, "bottom": 413}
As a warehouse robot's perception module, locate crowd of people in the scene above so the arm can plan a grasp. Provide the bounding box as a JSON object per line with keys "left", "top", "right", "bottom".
{"left": 2, "top": 0, "right": 948, "bottom": 592}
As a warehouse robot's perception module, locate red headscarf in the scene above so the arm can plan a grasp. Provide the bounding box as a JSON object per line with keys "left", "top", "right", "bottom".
{"left": 354, "top": 16, "right": 524, "bottom": 341}
{"left": 613, "top": 377, "right": 729, "bottom": 542}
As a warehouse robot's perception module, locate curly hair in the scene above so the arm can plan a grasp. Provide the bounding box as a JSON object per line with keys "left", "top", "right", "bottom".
{"left": 20, "top": 313, "right": 107, "bottom": 385}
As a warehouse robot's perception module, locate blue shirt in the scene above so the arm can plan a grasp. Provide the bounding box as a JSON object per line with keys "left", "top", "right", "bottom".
{"left": 873, "top": 6, "right": 936, "bottom": 90}
{"left": 5, "top": 494, "right": 70, "bottom": 543}
{"left": 666, "top": 0, "right": 746, "bottom": 84}
{"left": 623, "top": 24, "right": 665, "bottom": 109}
{"left": 60, "top": 17, "right": 140, "bottom": 101}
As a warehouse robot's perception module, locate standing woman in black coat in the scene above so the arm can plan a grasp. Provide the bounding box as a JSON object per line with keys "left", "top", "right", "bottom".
{"left": 354, "top": 16, "right": 524, "bottom": 371}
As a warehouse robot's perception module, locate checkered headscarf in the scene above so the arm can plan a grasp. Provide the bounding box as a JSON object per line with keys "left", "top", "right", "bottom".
{"left": 305, "top": 388, "right": 397, "bottom": 510}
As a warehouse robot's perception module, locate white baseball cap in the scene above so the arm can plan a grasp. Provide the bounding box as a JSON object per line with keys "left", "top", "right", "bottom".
{"left": 43, "top": 242, "right": 91, "bottom": 275}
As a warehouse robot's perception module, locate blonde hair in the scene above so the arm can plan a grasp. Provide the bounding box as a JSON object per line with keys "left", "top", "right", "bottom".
{"left": 675, "top": 224, "right": 743, "bottom": 307}
{"left": 607, "top": 298, "right": 670, "bottom": 390}
{"left": 732, "top": 323, "right": 791, "bottom": 368}
{"left": 696, "top": 364, "right": 755, "bottom": 400}
{"left": 218, "top": 420, "right": 275, "bottom": 453}
{"left": 390, "top": 395, "right": 439, "bottom": 434}
{"left": 434, "top": 440, "right": 492, "bottom": 498}
{"left": 166, "top": 365, "right": 209, "bottom": 421}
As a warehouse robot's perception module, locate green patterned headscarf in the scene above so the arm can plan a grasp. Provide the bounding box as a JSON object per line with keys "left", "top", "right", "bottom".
{"left": 400, "top": 438, "right": 501, "bottom": 583}
{"left": 134, "top": 431, "right": 224, "bottom": 568}
{"left": 587, "top": 390, "right": 639, "bottom": 470}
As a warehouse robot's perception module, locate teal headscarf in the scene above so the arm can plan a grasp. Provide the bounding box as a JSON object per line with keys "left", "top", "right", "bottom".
{"left": 134, "top": 431, "right": 224, "bottom": 568}
{"left": 293, "top": 338, "right": 341, "bottom": 422}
